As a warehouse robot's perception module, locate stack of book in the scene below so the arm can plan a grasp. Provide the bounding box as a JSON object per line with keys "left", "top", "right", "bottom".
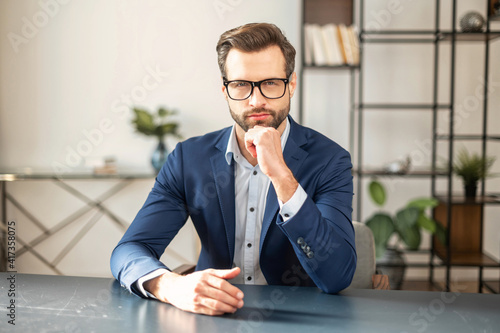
{"left": 304, "top": 23, "right": 360, "bottom": 67}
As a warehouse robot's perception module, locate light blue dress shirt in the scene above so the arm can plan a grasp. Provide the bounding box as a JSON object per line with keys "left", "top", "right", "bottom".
{"left": 225, "top": 118, "right": 307, "bottom": 284}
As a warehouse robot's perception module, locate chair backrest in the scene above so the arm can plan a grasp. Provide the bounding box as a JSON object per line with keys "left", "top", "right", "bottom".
{"left": 346, "top": 221, "right": 376, "bottom": 289}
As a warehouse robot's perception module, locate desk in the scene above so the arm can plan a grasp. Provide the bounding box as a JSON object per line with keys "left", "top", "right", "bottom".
{"left": 1, "top": 273, "right": 499, "bottom": 332}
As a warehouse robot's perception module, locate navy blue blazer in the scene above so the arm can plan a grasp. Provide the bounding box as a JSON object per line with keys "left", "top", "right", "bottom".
{"left": 111, "top": 116, "right": 356, "bottom": 295}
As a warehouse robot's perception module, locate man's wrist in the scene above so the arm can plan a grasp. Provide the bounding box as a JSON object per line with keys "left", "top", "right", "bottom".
{"left": 144, "top": 270, "right": 179, "bottom": 303}
{"left": 270, "top": 168, "right": 298, "bottom": 203}
{"left": 136, "top": 268, "right": 169, "bottom": 298}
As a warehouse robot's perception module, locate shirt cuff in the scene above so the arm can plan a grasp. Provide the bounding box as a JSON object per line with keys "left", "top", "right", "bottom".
{"left": 135, "top": 268, "right": 169, "bottom": 299}
{"left": 278, "top": 184, "right": 307, "bottom": 222}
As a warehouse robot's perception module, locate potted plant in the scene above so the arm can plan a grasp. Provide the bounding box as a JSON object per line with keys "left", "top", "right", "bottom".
{"left": 452, "top": 148, "right": 496, "bottom": 199}
{"left": 365, "top": 179, "right": 445, "bottom": 289}
{"left": 131, "top": 106, "right": 182, "bottom": 172}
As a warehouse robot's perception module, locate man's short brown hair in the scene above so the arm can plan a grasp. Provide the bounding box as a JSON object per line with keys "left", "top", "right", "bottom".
{"left": 216, "top": 23, "right": 296, "bottom": 79}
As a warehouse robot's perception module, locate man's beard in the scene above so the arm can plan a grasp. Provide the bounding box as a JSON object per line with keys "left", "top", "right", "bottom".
{"left": 229, "top": 99, "right": 290, "bottom": 132}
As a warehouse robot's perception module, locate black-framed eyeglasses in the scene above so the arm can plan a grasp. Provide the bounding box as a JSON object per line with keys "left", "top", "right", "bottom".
{"left": 223, "top": 78, "right": 289, "bottom": 101}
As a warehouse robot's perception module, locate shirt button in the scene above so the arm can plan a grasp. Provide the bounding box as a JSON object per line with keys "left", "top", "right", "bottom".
{"left": 247, "top": 276, "right": 252, "bottom": 281}
{"left": 249, "top": 207, "right": 255, "bottom": 212}
{"left": 247, "top": 243, "right": 252, "bottom": 248}
{"left": 253, "top": 170, "right": 257, "bottom": 175}
{"left": 284, "top": 213, "right": 290, "bottom": 218}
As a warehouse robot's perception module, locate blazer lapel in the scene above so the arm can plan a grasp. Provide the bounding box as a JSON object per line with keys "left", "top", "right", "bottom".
{"left": 211, "top": 129, "right": 236, "bottom": 265}
{"left": 260, "top": 117, "right": 309, "bottom": 252}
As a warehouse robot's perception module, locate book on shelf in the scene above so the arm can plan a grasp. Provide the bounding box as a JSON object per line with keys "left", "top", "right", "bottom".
{"left": 303, "top": 24, "right": 315, "bottom": 66}
{"left": 304, "top": 23, "right": 359, "bottom": 67}
{"left": 349, "top": 25, "right": 360, "bottom": 65}
{"left": 321, "top": 24, "right": 344, "bottom": 66}
{"left": 310, "top": 24, "right": 328, "bottom": 66}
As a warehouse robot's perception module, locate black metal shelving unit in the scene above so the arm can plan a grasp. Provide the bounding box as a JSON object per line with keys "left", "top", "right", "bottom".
{"left": 300, "top": 0, "right": 499, "bottom": 293}
{"left": 353, "top": 0, "right": 500, "bottom": 293}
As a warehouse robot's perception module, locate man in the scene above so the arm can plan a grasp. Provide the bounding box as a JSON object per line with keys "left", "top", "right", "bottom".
{"left": 111, "top": 23, "right": 356, "bottom": 316}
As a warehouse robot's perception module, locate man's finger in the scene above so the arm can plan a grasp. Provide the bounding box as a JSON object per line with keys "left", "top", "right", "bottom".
{"left": 209, "top": 267, "right": 241, "bottom": 280}
{"left": 205, "top": 273, "right": 244, "bottom": 299}
{"left": 244, "top": 135, "right": 258, "bottom": 158}
{"left": 204, "top": 277, "right": 244, "bottom": 306}
{"left": 199, "top": 294, "right": 239, "bottom": 313}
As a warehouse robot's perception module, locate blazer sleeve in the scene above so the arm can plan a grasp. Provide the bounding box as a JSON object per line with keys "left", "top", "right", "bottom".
{"left": 276, "top": 148, "right": 356, "bottom": 294}
{"left": 110, "top": 143, "right": 189, "bottom": 296}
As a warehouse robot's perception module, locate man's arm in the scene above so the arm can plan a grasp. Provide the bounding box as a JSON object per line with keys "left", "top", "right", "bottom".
{"left": 245, "top": 126, "right": 356, "bottom": 293}
{"left": 110, "top": 143, "right": 244, "bottom": 315}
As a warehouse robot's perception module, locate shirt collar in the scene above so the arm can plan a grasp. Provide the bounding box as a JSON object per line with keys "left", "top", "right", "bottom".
{"left": 225, "top": 117, "right": 291, "bottom": 165}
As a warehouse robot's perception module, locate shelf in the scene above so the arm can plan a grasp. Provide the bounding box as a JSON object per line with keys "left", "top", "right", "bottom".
{"left": 435, "top": 134, "right": 500, "bottom": 141}
{"left": 438, "top": 31, "right": 500, "bottom": 42}
{"left": 435, "top": 194, "right": 500, "bottom": 205}
{"left": 0, "top": 170, "right": 156, "bottom": 181}
{"left": 361, "top": 30, "right": 436, "bottom": 43}
{"left": 356, "top": 104, "right": 451, "bottom": 110}
{"left": 484, "top": 280, "right": 500, "bottom": 294}
{"left": 361, "top": 31, "right": 500, "bottom": 43}
{"left": 303, "top": 64, "right": 359, "bottom": 70}
{"left": 362, "top": 30, "right": 437, "bottom": 35}
{"left": 354, "top": 169, "right": 448, "bottom": 177}
{"left": 434, "top": 248, "right": 500, "bottom": 267}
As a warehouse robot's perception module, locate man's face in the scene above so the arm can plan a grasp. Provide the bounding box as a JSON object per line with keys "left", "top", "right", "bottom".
{"left": 222, "top": 45, "right": 296, "bottom": 133}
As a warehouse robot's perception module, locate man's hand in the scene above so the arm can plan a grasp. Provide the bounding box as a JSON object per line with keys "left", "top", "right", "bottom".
{"left": 244, "top": 126, "right": 298, "bottom": 202}
{"left": 144, "top": 267, "right": 244, "bottom": 316}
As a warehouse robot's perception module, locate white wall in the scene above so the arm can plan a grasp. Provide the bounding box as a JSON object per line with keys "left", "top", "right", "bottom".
{"left": 0, "top": 0, "right": 498, "bottom": 283}
{"left": 0, "top": 0, "right": 301, "bottom": 170}
{"left": 0, "top": 0, "right": 301, "bottom": 277}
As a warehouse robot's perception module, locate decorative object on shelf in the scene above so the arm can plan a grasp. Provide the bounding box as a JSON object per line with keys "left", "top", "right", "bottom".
{"left": 365, "top": 179, "right": 444, "bottom": 289}
{"left": 384, "top": 156, "right": 411, "bottom": 174}
{"left": 95, "top": 157, "right": 117, "bottom": 175}
{"left": 375, "top": 248, "right": 406, "bottom": 291}
{"left": 459, "top": 11, "right": 485, "bottom": 32}
{"left": 492, "top": 0, "right": 500, "bottom": 19}
{"left": 131, "top": 106, "right": 182, "bottom": 173}
{"left": 452, "top": 148, "right": 496, "bottom": 199}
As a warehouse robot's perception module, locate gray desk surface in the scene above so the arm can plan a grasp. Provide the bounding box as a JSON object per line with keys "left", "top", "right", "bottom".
{"left": 1, "top": 273, "right": 499, "bottom": 333}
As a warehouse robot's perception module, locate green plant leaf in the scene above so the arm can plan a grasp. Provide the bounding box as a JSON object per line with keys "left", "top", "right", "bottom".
{"left": 407, "top": 197, "right": 438, "bottom": 210}
{"left": 374, "top": 244, "right": 388, "bottom": 260}
{"left": 397, "top": 225, "right": 421, "bottom": 250}
{"left": 369, "top": 180, "right": 386, "bottom": 206}
{"left": 416, "top": 213, "right": 437, "bottom": 233}
{"left": 131, "top": 106, "right": 181, "bottom": 139}
{"left": 365, "top": 213, "right": 394, "bottom": 256}
{"left": 395, "top": 207, "right": 420, "bottom": 230}
{"left": 160, "top": 123, "right": 178, "bottom": 135}
{"left": 395, "top": 207, "right": 420, "bottom": 249}
{"left": 453, "top": 148, "right": 496, "bottom": 185}
{"left": 158, "top": 107, "right": 167, "bottom": 117}
{"left": 132, "top": 108, "right": 156, "bottom": 135}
